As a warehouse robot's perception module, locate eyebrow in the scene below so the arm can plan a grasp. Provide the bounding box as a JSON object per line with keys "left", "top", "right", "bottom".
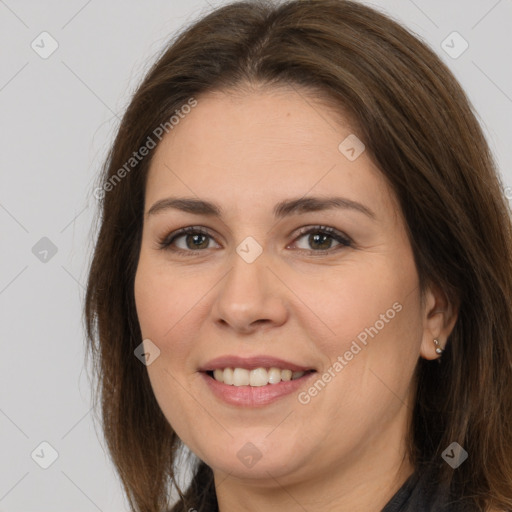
{"left": 147, "top": 196, "right": 376, "bottom": 220}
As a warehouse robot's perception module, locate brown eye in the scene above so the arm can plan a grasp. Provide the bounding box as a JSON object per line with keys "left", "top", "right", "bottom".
{"left": 159, "top": 224, "right": 352, "bottom": 256}
{"left": 306, "top": 232, "right": 334, "bottom": 250}
{"left": 182, "top": 233, "right": 210, "bottom": 250}
{"left": 159, "top": 227, "right": 219, "bottom": 252}
{"left": 291, "top": 226, "right": 352, "bottom": 253}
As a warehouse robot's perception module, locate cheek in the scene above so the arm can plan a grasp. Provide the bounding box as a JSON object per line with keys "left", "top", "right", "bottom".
{"left": 134, "top": 258, "right": 205, "bottom": 441}
{"left": 134, "top": 251, "right": 220, "bottom": 378}
{"left": 304, "top": 252, "right": 423, "bottom": 403}
{"left": 294, "top": 257, "right": 415, "bottom": 353}
{"left": 134, "top": 244, "right": 188, "bottom": 331}
{"left": 134, "top": 263, "right": 171, "bottom": 339}
{"left": 134, "top": 254, "right": 192, "bottom": 362}
{"left": 313, "top": 288, "right": 422, "bottom": 444}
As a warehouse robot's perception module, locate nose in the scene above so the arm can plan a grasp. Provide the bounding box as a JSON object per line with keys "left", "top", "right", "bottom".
{"left": 210, "top": 248, "right": 289, "bottom": 334}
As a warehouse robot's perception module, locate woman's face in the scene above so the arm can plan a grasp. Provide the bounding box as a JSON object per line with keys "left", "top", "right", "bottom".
{"left": 134, "top": 87, "right": 441, "bottom": 485}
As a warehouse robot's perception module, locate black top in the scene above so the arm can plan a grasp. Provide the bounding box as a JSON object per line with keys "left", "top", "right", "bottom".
{"left": 381, "top": 470, "right": 477, "bottom": 512}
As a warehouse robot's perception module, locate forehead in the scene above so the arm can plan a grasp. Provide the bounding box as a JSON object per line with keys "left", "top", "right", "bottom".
{"left": 145, "top": 87, "right": 398, "bottom": 221}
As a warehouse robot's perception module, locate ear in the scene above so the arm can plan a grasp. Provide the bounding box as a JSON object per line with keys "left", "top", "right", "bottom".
{"left": 419, "top": 282, "right": 459, "bottom": 360}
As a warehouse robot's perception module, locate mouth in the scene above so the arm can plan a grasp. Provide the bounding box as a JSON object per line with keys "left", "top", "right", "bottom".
{"left": 204, "top": 367, "right": 317, "bottom": 387}
{"left": 200, "top": 366, "right": 318, "bottom": 407}
{"left": 198, "top": 355, "right": 318, "bottom": 406}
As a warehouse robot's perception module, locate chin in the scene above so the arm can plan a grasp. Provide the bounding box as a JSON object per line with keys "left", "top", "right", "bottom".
{"left": 198, "top": 439, "right": 312, "bottom": 483}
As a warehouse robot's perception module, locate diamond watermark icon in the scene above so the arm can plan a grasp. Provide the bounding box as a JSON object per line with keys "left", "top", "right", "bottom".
{"left": 237, "top": 442, "right": 263, "bottom": 468}
{"left": 31, "top": 441, "right": 59, "bottom": 469}
{"left": 441, "top": 31, "right": 469, "bottom": 59}
{"left": 236, "top": 236, "right": 263, "bottom": 263}
{"left": 31, "top": 31, "right": 59, "bottom": 59}
{"left": 338, "top": 134, "right": 365, "bottom": 161}
{"left": 32, "top": 237, "right": 58, "bottom": 263}
{"left": 441, "top": 441, "right": 468, "bottom": 468}
{"left": 134, "top": 338, "right": 161, "bottom": 366}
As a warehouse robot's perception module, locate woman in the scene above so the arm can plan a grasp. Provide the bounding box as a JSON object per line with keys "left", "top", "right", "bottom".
{"left": 85, "top": 1, "right": 512, "bottom": 511}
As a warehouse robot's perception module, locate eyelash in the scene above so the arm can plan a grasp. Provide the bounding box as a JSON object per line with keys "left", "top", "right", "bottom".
{"left": 157, "top": 225, "right": 353, "bottom": 256}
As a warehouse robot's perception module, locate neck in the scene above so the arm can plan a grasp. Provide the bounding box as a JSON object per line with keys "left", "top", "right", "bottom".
{"left": 213, "top": 425, "right": 415, "bottom": 512}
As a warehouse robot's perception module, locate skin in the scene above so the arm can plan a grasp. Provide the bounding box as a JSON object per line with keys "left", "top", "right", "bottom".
{"left": 133, "top": 86, "right": 458, "bottom": 512}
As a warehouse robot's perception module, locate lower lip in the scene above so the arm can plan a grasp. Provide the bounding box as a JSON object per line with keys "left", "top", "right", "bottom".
{"left": 200, "top": 371, "right": 317, "bottom": 407}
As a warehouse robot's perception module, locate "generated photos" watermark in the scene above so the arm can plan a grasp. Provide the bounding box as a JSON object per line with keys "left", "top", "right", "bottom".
{"left": 94, "top": 97, "right": 198, "bottom": 200}
{"left": 298, "top": 301, "right": 403, "bottom": 404}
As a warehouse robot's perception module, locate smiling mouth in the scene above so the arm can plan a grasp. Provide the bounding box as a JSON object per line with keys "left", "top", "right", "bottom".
{"left": 205, "top": 367, "right": 317, "bottom": 387}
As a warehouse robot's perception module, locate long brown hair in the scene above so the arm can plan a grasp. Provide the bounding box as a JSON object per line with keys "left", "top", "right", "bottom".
{"left": 84, "top": 1, "right": 512, "bottom": 510}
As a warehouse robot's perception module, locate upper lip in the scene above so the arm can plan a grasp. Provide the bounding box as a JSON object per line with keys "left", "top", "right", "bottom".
{"left": 199, "top": 355, "right": 316, "bottom": 372}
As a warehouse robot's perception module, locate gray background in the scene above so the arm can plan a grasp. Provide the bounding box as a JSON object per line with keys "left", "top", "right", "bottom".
{"left": 1, "top": 0, "right": 511, "bottom": 510}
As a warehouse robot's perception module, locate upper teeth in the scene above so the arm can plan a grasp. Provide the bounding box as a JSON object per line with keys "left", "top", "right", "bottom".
{"left": 212, "top": 367, "right": 307, "bottom": 387}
